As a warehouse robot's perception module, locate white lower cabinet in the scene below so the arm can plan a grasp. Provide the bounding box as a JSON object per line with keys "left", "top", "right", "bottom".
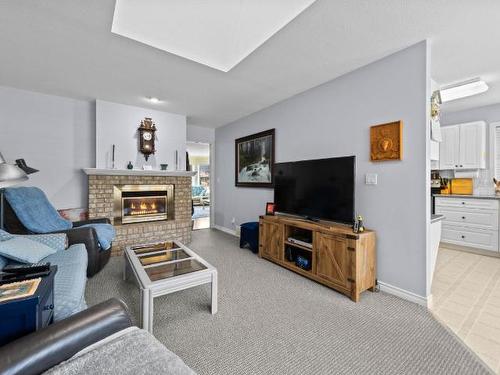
{"left": 436, "top": 197, "right": 499, "bottom": 253}
{"left": 441, "top": 225, "right": 498, "bottom": 252}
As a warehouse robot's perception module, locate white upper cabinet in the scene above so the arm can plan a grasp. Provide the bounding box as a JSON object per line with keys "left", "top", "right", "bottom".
{"left": 439, "top": 125, "right": 460, "bottom": 169}
{"left": 439, "top": 121, "right": 486, "bottom": 170}
{"left": 459, "top": 122, "right": 486, "bottom": 169}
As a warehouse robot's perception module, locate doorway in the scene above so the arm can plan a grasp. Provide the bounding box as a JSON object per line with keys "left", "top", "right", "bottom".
{"left": 187, "top": 142, "right": 211, "bottom": 230}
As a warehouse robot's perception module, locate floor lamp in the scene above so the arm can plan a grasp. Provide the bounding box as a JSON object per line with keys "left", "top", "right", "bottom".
{"left": 0, "top": 152, "right": 29, "bottom": 230}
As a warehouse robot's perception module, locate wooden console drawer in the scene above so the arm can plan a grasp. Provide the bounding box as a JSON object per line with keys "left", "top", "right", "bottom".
{"left": 441, "top": 225, "right": 498, "bottom": 252}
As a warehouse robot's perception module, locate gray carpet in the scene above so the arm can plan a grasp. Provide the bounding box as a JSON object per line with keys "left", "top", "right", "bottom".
{"left": 86, "top": 229, "right": 492, "bottom": 375}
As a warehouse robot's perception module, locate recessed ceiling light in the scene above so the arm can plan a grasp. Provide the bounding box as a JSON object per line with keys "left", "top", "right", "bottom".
{"left": 147, "top": 97, "right": 161, "bottom": 104}
{"left": 440, "top": 78, "right": 488, "bottom": 103}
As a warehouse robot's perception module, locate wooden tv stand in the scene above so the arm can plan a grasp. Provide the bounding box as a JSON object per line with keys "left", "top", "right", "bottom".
{"left": 258, "top": 215, "right": 376, "bottom": 302}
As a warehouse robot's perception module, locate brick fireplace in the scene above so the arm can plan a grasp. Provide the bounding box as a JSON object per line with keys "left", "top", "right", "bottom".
{"left": 83, "top": 169, "right": 195, "bottom": 256}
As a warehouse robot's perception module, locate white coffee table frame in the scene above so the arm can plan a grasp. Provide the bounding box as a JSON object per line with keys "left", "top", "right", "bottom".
{"left": 123, "top": 241, "right": 218, "bottom": 333}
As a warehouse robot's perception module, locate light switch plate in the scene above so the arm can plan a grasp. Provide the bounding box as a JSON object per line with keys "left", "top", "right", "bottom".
{"left": 365, "top": 173, "right": 378, "bottom": 185}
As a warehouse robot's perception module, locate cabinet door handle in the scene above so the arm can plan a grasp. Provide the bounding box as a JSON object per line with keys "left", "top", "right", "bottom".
{"left": 461, "top": 235, "right": 465, "bottom": 239}
{"left": 462, "top": 202, "right": 465, "bottom": 205}
{"left": 462, "top": 216, "right": 466, "bottom": 219}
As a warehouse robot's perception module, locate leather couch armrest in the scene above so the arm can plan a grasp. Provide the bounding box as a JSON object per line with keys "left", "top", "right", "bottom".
{"left": 0, "top": 299, "right": 134, "bottom": 375}
{"left": 54, "top": 226, "right": 101, "bottom": 277}
{"left": 73, "top": 218, "right": 111, "bottom": 226}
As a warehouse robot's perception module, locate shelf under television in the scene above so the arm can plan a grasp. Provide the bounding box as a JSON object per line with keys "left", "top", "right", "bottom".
{"left": 284, "top": 240, "right": 313, "bottom": 252}
{"left": 282, "top": 259, "right": 312, "bottom": 275}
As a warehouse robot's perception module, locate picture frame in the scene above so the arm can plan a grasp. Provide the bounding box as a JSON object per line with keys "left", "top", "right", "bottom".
{"left": 370, "top": 121, "right": 403, "bottom": 161}
{"left": 235, "top": 129, "right": 275, "bottom": 187}
{"left": 265, "top": 202, "right": 276, "bottom": 215}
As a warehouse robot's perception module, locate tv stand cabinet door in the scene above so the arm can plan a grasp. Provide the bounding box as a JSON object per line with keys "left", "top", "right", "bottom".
{"left": 260, "top": 221, "right": 282, "bottom": 261}
{"left": 315, "top": 233, "right": 352, "bottom": 291}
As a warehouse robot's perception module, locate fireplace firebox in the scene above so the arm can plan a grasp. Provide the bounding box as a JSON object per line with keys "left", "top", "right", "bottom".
{"left": 113, "top": 185, "right": 174, "bottom": 225}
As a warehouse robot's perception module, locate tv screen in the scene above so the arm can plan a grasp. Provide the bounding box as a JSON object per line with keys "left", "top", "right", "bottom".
{"left": 274, "top": 156, "right": 355, "bottom": 224}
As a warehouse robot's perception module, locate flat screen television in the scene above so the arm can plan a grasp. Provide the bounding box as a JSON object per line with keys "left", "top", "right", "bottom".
{"left": 274, "top": 156, "right": 355, "bottom": 224}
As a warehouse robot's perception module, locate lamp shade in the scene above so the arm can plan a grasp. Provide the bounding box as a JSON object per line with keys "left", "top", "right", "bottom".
{"left": 0, "top": 153, "right": 28, "bottom": 188}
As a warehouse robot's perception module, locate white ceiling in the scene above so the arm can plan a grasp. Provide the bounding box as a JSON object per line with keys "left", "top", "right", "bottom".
{"left": 112, "top": 0, "right": 317, "bottom": 72}
{"left": 0, "top": 1, "right": 499, "bottom": 128}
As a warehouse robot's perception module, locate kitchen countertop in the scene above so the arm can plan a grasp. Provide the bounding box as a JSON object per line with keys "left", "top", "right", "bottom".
{"left": 431, "top": 214, "right": 445, "bottom": 223}
{"left": 433, "top": 194, "right": 500, "bottom": 200}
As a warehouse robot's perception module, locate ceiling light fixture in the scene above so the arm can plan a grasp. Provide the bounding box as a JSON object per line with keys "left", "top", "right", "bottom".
{"left": 147, "top": 97, "right": 161, "bottom": 104}
{"left": 439, "top": 78, "right": 489, "bottom": 103}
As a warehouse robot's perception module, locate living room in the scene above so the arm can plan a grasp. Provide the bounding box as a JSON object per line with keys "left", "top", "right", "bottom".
{"left": 0, "top": 1, "right": 499, "bottom": 374}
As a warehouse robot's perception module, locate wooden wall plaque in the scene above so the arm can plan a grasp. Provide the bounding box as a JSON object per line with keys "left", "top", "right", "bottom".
{"left": 370, "top": 121, "right": 403, "bottom": 161}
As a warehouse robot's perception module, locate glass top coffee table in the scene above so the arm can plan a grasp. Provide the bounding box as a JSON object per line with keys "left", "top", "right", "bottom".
{"left": 123, "top": 241, "right": 218, "bottom": 333}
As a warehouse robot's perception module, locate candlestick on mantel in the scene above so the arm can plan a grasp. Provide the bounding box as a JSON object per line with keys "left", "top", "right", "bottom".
{"left": 112, "top": 144, "right": 116, "bottom": 169}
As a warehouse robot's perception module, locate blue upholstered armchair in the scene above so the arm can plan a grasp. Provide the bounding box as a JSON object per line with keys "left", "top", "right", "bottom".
{"left": 3, "top": 187, "right": 113, "bottom": 277}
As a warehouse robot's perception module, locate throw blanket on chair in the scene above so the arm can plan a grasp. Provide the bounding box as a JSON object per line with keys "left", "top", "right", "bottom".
{"left": 4, "top": 187, "right": 114, "bottom": 251}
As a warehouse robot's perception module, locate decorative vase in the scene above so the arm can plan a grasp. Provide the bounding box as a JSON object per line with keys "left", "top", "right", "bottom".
{"left": 127, "top": 161, "right": 133, "bottom": 170}
{"left": 160, "top": 163, "right": 168, "bottom": 171}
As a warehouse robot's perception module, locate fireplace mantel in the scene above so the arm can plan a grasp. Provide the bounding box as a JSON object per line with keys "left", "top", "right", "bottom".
{"left": 83, "top": 168, "right": 196, "bottom": 177}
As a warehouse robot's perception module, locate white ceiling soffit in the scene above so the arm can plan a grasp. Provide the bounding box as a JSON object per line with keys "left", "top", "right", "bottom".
{"left": 111, "top": 0, "right": 317, "bottom": 72}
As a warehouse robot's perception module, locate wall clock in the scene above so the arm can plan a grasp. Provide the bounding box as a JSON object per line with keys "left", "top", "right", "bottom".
{"left": 138, "top": 117, "right": 157, "bottom": 161}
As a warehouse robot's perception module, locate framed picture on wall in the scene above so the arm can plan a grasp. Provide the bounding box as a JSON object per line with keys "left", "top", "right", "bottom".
{"left": 235, "top": 129, "right": 275, "bottom": 187}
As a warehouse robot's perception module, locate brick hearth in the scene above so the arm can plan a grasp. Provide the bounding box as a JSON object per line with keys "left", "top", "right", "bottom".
{"left": 84, "top": 169, "right": 194, "bottom": 256}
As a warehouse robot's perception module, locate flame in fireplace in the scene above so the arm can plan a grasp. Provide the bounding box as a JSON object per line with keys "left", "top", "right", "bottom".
{"left": 124, "top": 196, "right": 166, "bottom": 217}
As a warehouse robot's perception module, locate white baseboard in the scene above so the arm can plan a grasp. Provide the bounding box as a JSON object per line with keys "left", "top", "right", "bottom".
{"left": 378, "top": 281, "right": 428, "bottom": 307}
{"left": 213, "top": 225, "right": 240, "bottom": 238}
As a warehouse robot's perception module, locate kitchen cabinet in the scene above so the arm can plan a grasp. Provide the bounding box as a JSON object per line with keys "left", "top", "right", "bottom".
{"left": 435, "top": 197, "right": 499, "bottom": 253}
{"left": 439, "top": 121, "right": 486, "bottom": 170}
{"left": 439, "top": 126, "right": 459, "bottom": 169}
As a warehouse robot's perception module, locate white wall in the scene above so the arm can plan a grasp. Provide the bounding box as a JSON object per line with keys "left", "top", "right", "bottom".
{"left": 0, "top": 86, "right": 94, "bottom": 209}
{"left": 96, "top": 100, "right": 187, "bottom": 170}
{"left": 215, "top": 41, "right": 430, "bottom": 299}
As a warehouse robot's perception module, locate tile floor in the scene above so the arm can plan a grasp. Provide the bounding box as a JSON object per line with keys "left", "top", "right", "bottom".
{"left": 431, "top": 246, "right": 500, "bottom": 373}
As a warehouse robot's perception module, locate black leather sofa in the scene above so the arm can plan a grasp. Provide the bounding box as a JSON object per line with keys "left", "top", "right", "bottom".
{"left": 0, "top": 299, "right": 194, "bottom": 375}
{"left": 0, "top": 299, "right": 132, "bottom": 375}
{"left": 3, "top": 200, "right": 110, "bottom": 277}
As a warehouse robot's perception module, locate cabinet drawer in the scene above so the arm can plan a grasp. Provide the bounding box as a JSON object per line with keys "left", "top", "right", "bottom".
{"left": 435, "top": 197, "right": 499, "bottom": 210}
{"left": 441, "top": 225, "right": 498, "bottom": 252}
{"left": 436, "top": 208, "right": 498, "bottom": 230}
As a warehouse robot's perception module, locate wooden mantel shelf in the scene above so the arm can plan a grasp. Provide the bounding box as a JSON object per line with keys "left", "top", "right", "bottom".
{"left": 82, "top": 168, "right": 196, "bottom": 177}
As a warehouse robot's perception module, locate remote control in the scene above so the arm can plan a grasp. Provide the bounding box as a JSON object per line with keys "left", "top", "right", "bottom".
{"left": 3, "top": 262, "right": 51, "bottom": 275}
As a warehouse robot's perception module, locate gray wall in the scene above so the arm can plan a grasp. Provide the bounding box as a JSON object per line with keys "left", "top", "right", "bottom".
{"left": 0, "top": 86, "right": 95, "bottom": 209}
{"left": 441, "top": 103, "right": 500, "bottom": 125}
{"left": 215, "top": 41, "right": 430, "bottom": 297}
